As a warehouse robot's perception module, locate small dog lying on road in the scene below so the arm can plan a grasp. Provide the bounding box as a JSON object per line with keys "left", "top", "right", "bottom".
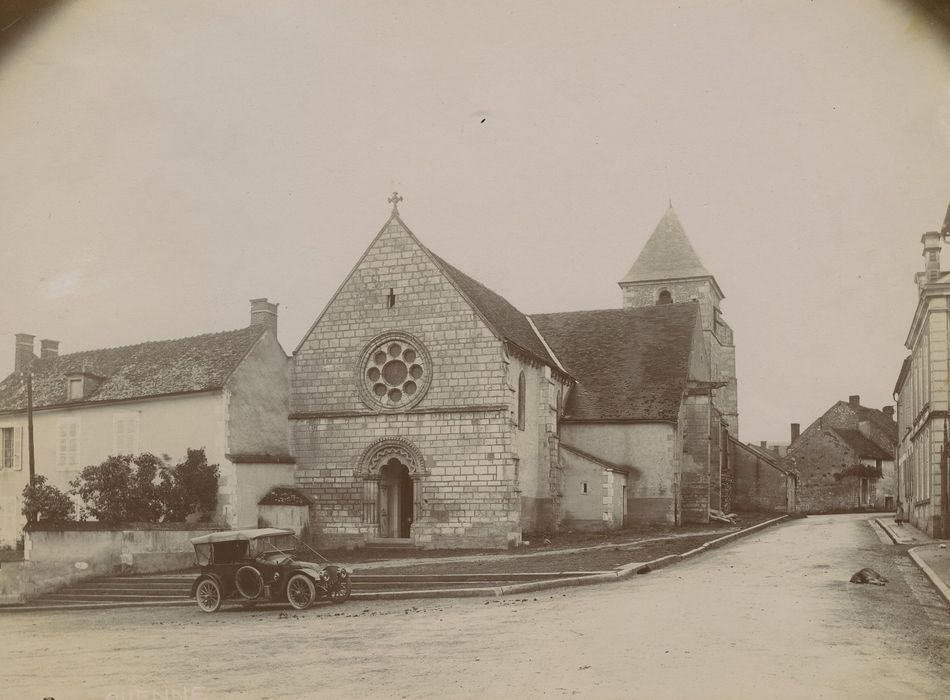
{"left": 849, "top": 568, "right": 888, "bottom": 586}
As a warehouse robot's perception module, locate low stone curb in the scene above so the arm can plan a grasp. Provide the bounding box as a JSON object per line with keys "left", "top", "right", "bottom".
{"left": 874, "top": 518, "right": 919, "bottom": 545}
{"left": 908, "top": 546, "right": 950, "bottom": 607}
{"left": 1, "top": 515, "right": 790, "bottom": 611}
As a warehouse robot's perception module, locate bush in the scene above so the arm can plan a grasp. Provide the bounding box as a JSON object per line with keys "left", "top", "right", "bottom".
{"left": 22, "top": 475, "right": 75, "bottom": 523}
{"left": 158, "top": 449, "right": 219, "bottom": 522}
{"left": 70, "top": 454, "right": 165, "bottom": 523}
{"left": 67, "top": 449, "right": 219, "bottom": 524}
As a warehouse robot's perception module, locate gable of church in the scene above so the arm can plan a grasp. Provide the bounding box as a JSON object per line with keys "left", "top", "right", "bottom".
{"left": 292, "top": 215, "right": 511, "bottom": 415}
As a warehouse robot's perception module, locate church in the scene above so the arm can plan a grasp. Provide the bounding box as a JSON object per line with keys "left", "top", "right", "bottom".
{"left": 290, "top": 198, "right": 738, "bottom": 548}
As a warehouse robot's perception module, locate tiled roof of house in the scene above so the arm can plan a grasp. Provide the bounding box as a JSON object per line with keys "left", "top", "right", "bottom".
{"left": 530, "top": 304, "right": 699, "bottom": 422}
{"left": 0, "top": 325, "right": 266, "bottom": 412}
{"left": 427, "top": 251, "right": 559, "bottom": 369}
{"left": 832, "top": 428, "right": 894, "bottom": 461}
{"left": 620, "top": 206, "right": 713, "bottom": 284}
{"left": 853, "top": 404, "right": 898, "bottom": 437}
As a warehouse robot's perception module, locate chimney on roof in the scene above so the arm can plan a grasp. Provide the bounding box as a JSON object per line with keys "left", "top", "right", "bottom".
{"left": 14, "top": 333, "right": 35, "bottom": 372}
{"left": 883, "top": 405, "right": 894, "bottom": 420}
{"left": 791, "top": 423, "right": 800, "bottom": 444}
{"left": 922, "top": 230, "right": 942, "bottom": 283}
{"left": 849, "top": 395, "right": 861, "bottom": 409}
{"left": 40, "top": 339, "right": 59, "bottom": 359}
{"left": 759, "top": 441, "right": 767, "bottom": 449}
{"left": 250, "top": 298, "right": 278, "bottom": 336}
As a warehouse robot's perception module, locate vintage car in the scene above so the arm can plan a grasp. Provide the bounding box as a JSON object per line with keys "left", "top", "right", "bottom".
{"left": 189, "top": 528, "right": 352, "bottom": 612}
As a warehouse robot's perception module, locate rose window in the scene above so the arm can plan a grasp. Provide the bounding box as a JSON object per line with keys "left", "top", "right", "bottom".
{"left": 357, "top": 332, "right": 431, "bottom": 411}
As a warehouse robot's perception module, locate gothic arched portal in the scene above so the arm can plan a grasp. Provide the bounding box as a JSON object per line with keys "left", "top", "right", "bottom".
{"left": 357, "top": 437, "right": 426, "bottom": 537}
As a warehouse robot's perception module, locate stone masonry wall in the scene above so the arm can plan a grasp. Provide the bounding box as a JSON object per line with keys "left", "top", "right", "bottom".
{"left": 621, "top": 279, "right": 716, "bottom": 329}
{"left": 621, "top": 278, "right": 738, "bottom": 436}
{"left": 680, "top": 395, "right": 711, "bottom": 523}
{"left": 730, "top": 442, "right": 789, "bottom": 512}
{"left": 783, "top": 429, "right": 874, "bottom": 513}
{"left": 293, "top": 411, "right": 517, "bottom": 548}
{"left": 291, "top": 216, "right": 526, "bottom": 548}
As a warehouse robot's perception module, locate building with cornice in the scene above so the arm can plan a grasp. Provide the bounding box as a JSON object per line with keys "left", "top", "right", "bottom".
{"left": 895, "top": 202, "right": 950, "bottom": 538}
{"left": 290, "top": 201, "right": 740, "bottom": 548}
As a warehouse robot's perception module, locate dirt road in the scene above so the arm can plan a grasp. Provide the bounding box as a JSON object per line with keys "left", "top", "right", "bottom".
{"left": 3, "top": 514, "right": 948, "bottom": 699}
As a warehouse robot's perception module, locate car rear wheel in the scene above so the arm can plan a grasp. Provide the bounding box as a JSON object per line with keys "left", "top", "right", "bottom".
{"left": 327, "top": 573, "right": 352, "bottom": 604}
{"left": 286, "top": 574, "right": 316, "bottom": 610}
{"left": 195, "top": 578, "right": 222, "bottom": 613}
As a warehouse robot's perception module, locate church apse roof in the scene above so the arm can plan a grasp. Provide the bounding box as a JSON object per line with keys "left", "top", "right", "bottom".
{"left": 620, "top": 206, "right": 715, "bottom": 286}
{"left": 530, "top": 304, "right": 699, "bottom": 422}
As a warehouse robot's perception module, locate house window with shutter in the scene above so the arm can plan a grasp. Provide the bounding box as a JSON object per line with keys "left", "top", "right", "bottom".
{"left": 1, "top": 428, "right": 13, "bottom": 469}
{"left": 57, "top": 419, "right": 80, "bottom": 470}
{"left": 113, "top": 413, "right": 140, "bottom": 455}
{"left": 0, "top": 427, "right": 21, "bottom": 470}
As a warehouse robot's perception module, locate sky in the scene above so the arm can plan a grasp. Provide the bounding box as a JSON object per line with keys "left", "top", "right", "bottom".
{"left": 1, "top": 0, "right": 949, "bottom": 443}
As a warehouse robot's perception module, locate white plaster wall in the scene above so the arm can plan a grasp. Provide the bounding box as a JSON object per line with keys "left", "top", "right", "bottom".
{"left": 0, "top": 392, "right": 225, "bottom": 546}
{"left": 508, "top": 353, "right": 547, "bottom": 499}
{"left": 232, "top": 462, "right": 296, "bottom": 528}
{"left": 561, "top": 423, "right": 676, "bottom": 499}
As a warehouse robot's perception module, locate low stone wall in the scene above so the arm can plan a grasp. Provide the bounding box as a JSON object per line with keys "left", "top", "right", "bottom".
{"left": 0, "top": 523, "right": 222, "bottom": 604}
{"left": 258, "top": 504, "right": 310, "bottom": 538}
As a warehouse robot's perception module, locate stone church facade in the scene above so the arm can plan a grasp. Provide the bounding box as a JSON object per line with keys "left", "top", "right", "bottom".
{"left": 291, "top": 201, "right": 738, "bottom": 548}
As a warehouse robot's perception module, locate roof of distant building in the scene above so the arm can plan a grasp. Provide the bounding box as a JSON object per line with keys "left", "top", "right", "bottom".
{"left": 831, "top": 428, "right": 894, "bottom": 460}
{"left": 530, "top": 304, "right": 699, "bottom": 422}
{"left": 0, "top": 325, "right": 266, "bottom": 412}
{"left": 846, "top": 402, "right": 898, "bottom": 440}
{"left": 620, "top": 206, "right": 715, "bottom": 286}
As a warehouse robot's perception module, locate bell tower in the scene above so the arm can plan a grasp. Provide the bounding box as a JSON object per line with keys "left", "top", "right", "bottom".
{"left": 619, "top": 204, "right": 738, "bottom": 435}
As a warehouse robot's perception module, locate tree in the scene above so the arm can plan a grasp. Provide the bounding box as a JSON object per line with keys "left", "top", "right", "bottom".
{"left": 158, "top": 449, "right": 219, "bottom": 522}
{"left": 22, "top": 475, "right": 75, "bottom": 523}
{"left": 68, "top": 449, "right": 219, "bottom": 524}
{"left": 69, "top": 454, "right": 164, "bottom": 523}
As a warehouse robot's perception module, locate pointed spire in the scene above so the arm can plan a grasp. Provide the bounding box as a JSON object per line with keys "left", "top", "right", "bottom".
{"left": 619, "top": 205, "right": 712, "bottom": 284}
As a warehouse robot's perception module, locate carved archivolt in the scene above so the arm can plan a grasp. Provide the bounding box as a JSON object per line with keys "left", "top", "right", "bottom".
{"left": 357, "top": 436, "right": 428, "bottom": 479}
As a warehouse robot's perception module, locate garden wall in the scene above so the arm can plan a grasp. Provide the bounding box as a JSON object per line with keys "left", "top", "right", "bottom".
{"left": 0, "top": 523, "right": 222, "bottom": 604}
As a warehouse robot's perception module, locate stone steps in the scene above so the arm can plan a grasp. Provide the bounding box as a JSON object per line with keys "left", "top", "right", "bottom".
{"left": 26, "top": 569, "right": 608, "bottom": 608}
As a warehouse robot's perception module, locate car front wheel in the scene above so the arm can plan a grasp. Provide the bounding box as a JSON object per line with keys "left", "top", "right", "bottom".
{"left": 327, "top": 573, "right": 352, "bottom": 604}
{"left": 286, "top": 574, "right": 317, "bottom": 610}
{"left": 195, "top": 578, "right": 222, "bottom": 613}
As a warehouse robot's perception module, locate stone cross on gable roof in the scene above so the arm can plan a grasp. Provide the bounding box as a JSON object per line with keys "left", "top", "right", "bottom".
{"left": 388, "top": 191, "right": 403, "bottom": 214}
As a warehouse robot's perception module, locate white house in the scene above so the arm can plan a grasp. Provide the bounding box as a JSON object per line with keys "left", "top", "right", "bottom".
{"left": 0, "top": 300, "right": 292, "bottom": 548}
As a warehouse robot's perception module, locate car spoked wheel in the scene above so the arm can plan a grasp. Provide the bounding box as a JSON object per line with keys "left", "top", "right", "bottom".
{"left": 286, "top": 574, "right": 317, "bottom": 610}
{"left": 195, "top": 578, "right": 222, "bottom": 613}
{"left": 235, "top": 565, "right": 264, "bottom": 600}
{"left": 327, "top": 572, "right": 352, "bottom": 603}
